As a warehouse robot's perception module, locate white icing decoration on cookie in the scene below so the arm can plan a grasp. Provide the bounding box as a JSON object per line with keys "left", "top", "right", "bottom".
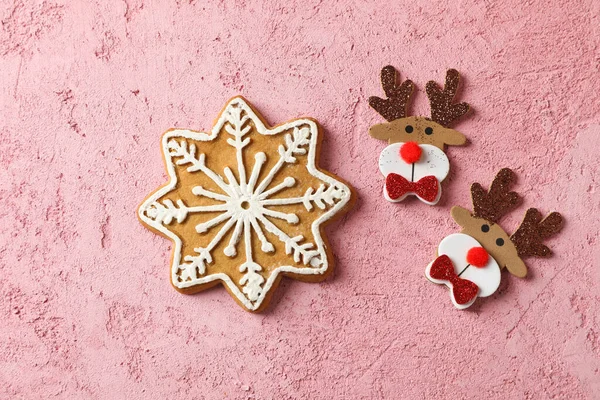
{"left": 378, "top": 142, "right": 449, "bottom": 205}
{"left": 138, "top": 97, "right": 351, "bottom": 311}
{"left": 425, "top": 233, "right": 501, "bottom": 309}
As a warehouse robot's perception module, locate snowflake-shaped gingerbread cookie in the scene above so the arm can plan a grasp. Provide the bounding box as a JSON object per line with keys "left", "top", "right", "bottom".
{"left": 138, "top": 97, "right": 353, "bottom": 311}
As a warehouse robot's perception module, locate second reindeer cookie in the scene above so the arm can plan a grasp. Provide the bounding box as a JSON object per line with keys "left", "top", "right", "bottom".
{"left": 369, "top": 66, "right": 470, "bottom": 205}
{"left": 425, "top": 168, "right": 563, "bottom": 309}
{"left": 138, "top": 97, "right": 354, "bottom": 312}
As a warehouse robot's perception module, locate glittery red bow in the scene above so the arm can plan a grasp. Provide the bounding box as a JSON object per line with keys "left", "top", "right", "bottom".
{"left": 385, "top": 173, "right": 439, "bottom": 203}
{"left": 430, "top": 255, "right": 479, "bottom": 305}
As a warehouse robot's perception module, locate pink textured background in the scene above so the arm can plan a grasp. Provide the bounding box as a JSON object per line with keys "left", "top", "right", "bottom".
{"left": 1, "top": 0, "right": 599, "bottom": 398}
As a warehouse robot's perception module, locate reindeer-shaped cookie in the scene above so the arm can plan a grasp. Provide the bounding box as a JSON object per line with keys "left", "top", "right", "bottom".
{"left": 425, "top": 168, "right": 564, "bottom": 309}
{"left": 369, "top": 66, "right": 470, "bottom": 205}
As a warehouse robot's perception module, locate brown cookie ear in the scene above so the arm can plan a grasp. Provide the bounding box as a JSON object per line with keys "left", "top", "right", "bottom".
{"left": 368, "top": 65, "right": 414, "bottom": 122}
{"left": 441, "top": 128, "right": 467, "bottom": 146}
{"left": 450, "top": 206, "right": 473, "bottom": 228}
{"left": 505, "top": 256, "right": 528, "bottom": 278}
{"left": 368, "top": 122, "right": 395, "bottom": 141}
{"left": 426, "top": 69, "right": 470, "bottom": 127}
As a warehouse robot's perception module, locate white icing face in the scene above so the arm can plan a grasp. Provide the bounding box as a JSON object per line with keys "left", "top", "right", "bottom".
{"left": 378, "top": 143, "right": 449, "bottom": 205}
{"left": 379, "top": 143, "right": 450, "bottom": 182}
{"left": 425, "top": 233, "right": 501, "bottom": 309}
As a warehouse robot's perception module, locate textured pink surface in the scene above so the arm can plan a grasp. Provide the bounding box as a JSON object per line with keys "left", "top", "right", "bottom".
{"left": 1, "top": 0, "right": 599, "bottom": 398}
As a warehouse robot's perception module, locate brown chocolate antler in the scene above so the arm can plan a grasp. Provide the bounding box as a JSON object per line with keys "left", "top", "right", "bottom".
{"left": 510, "top": 209, "right": 564, "bottom": 257}
{"left": 368, "top": 66, "right": 414, "bottom": 122}
{"left": 425, "top": 69, "right": 470, "bottom": 127}
{"left": 471, "top": 168, "right": 521, "bottom": 223}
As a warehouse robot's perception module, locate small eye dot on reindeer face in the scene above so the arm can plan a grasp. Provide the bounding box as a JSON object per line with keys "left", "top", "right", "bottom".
{"left": 496, "top": 238, "right": 505, "bottom": 246}
{"left": 481, "top": 224, "right": 490, "bottom": 232}
{"left": 405, "top": 125, "right": 413, "bottom": 133}
{"left": 425, "top": 127, "right": 433, "bottom": 135}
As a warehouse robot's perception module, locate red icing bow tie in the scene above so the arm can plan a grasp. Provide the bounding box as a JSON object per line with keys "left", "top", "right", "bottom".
{"left": 385, "top": 173, "right": 439, "bottom": 203}
{"left": 430, "top": 255, "right": 479, "bottom": 305}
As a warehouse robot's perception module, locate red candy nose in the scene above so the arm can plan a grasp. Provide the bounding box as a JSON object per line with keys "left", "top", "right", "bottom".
{"left": 399, "top": 141, "right": 422, "bottom": 164}
{"left": 466, "top": 247, "right": 489, "bottom": 268}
